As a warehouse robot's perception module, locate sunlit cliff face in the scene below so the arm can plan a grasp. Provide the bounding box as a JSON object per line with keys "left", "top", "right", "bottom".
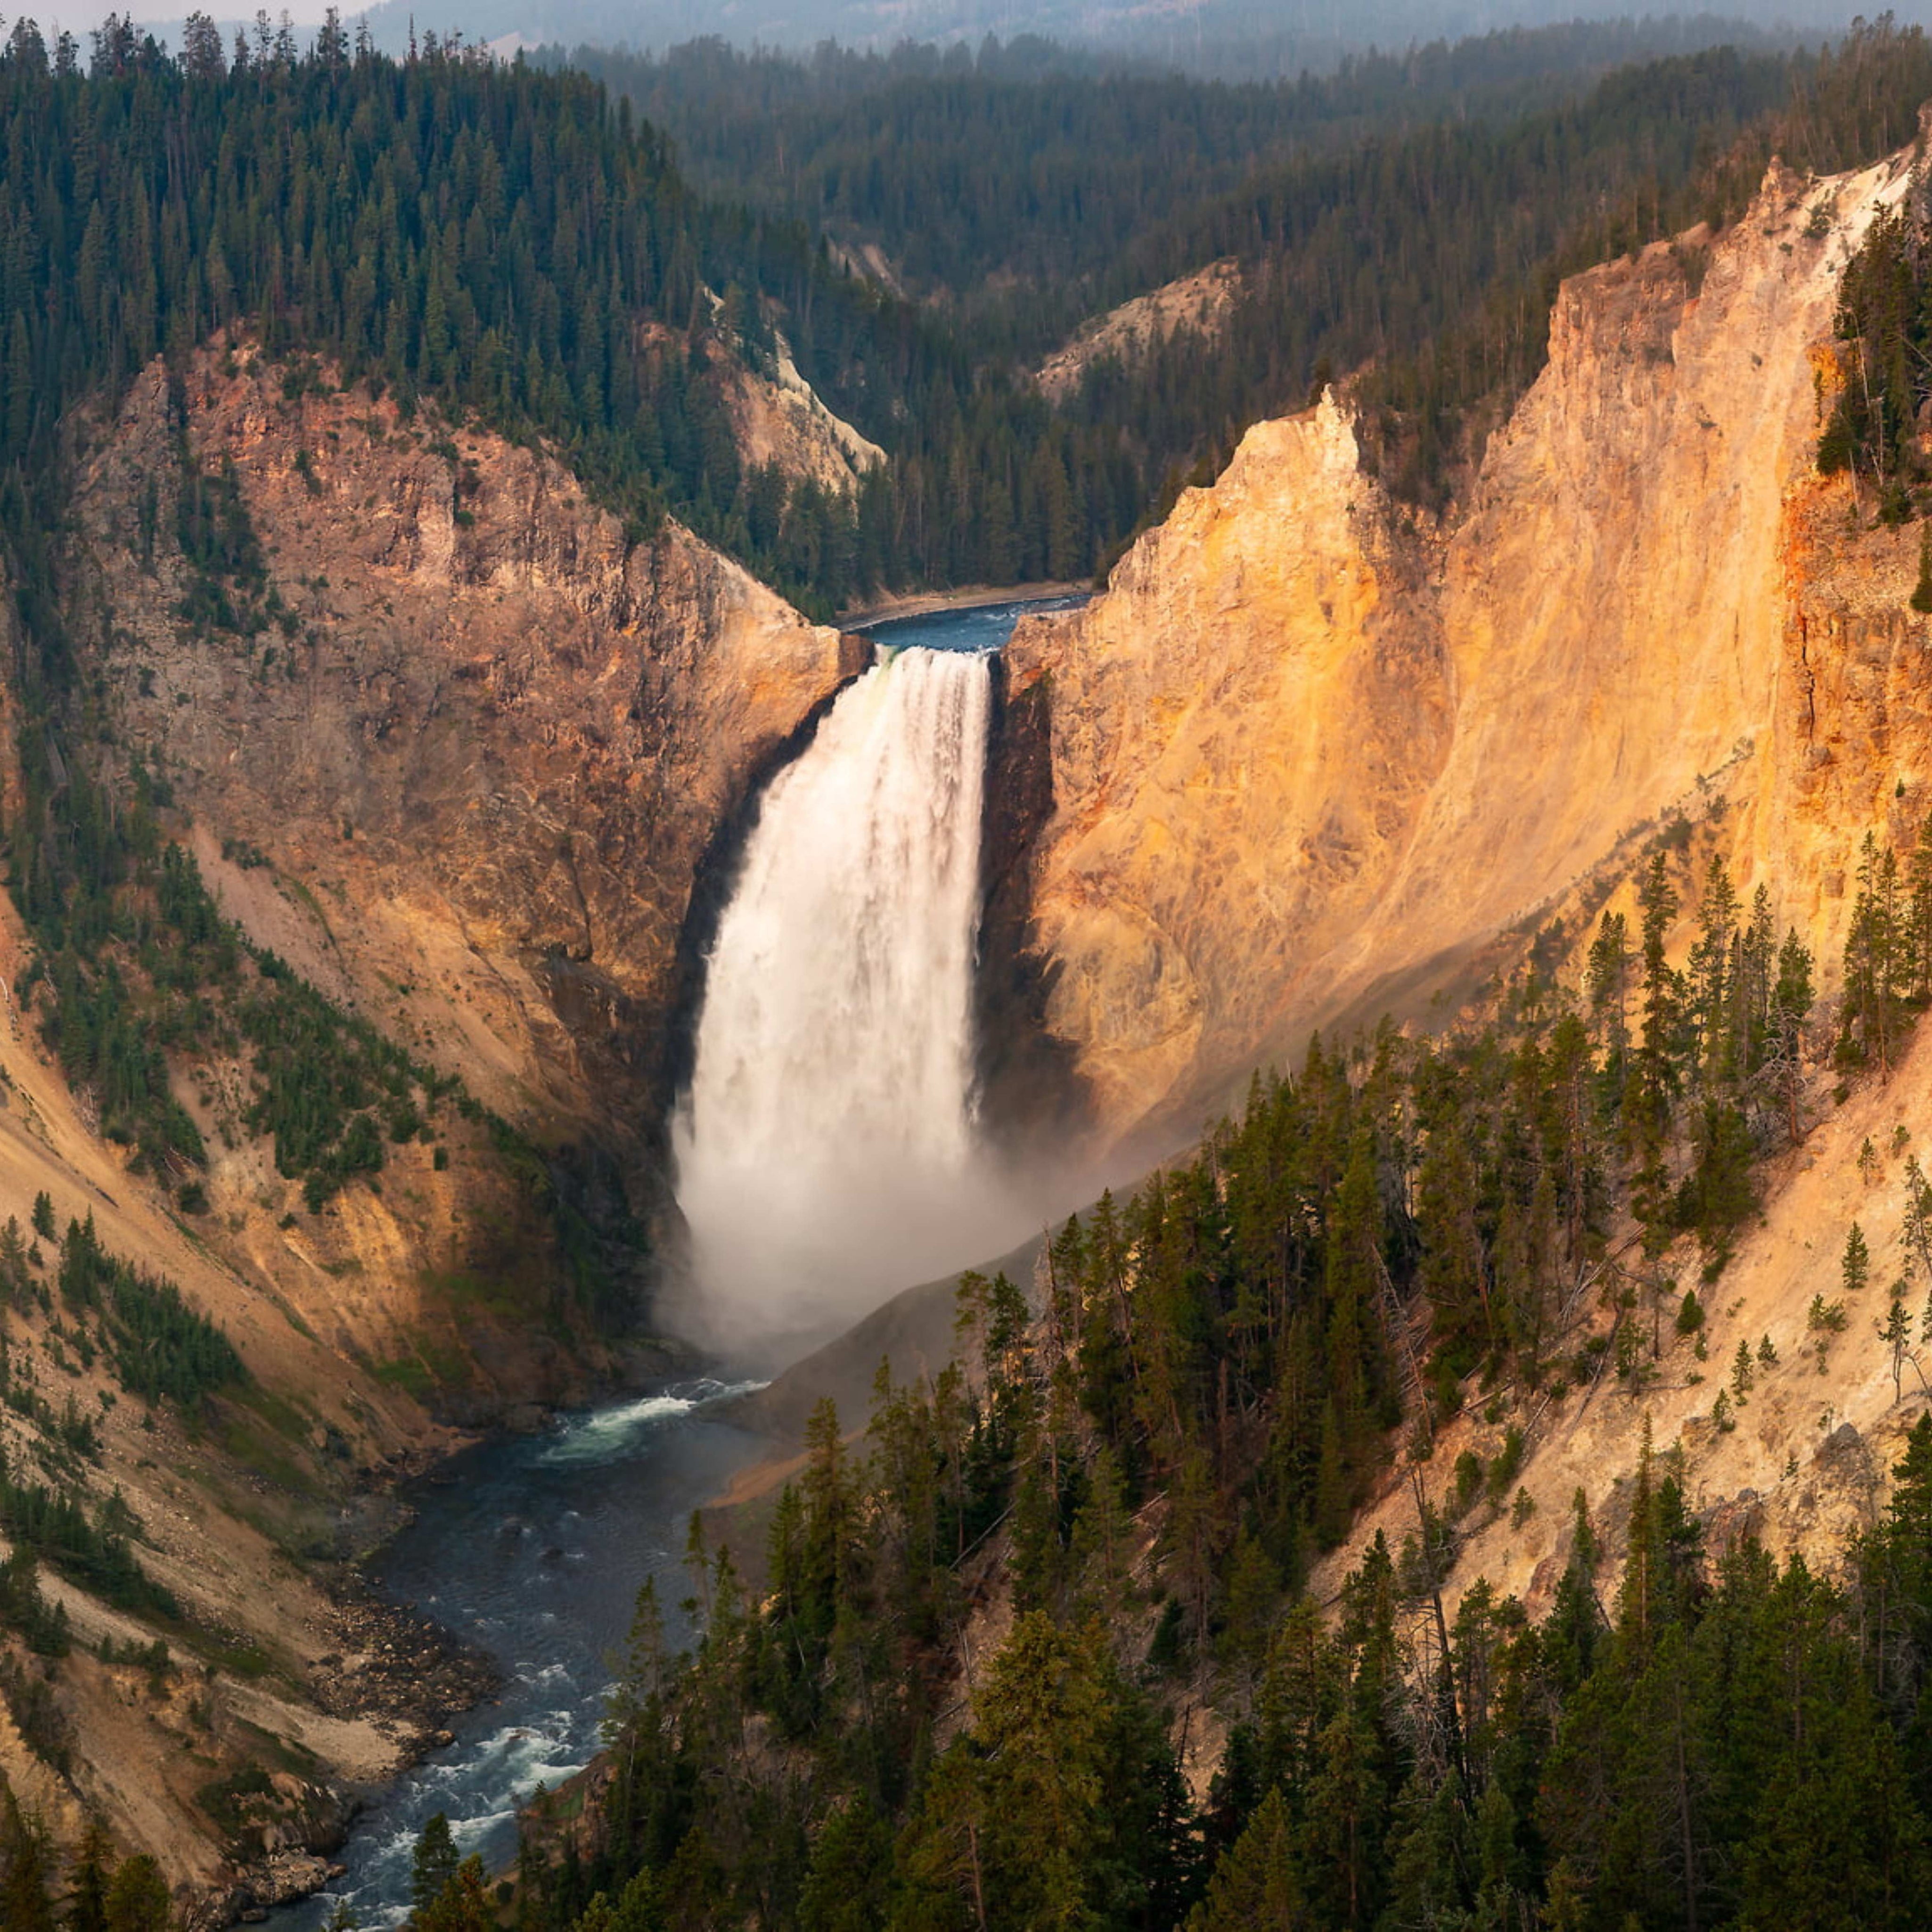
{"left": 1001, "top": 151, "right": 1915, "bottom": 1162}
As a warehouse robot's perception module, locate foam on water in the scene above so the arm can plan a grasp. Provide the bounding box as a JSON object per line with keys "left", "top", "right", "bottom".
{"left": 535, "top": 1378, "right": 765, "bottom": 1466}
{"left": 280, "top": 1382, "right": 762, "bottom": 1930}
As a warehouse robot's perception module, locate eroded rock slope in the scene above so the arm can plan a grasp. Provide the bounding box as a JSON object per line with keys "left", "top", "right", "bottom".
{"left": 0, "top": 336, "right": 853, "bottom": 1915}
{"left": 1000, "top": 151, "right": 1918, "bottom": 1159}
{"left": 990, "top": 134, "right": 1932, "bottom": 1629}
{"left": 72, "top": 342, "right": 857, "bottom": 1148}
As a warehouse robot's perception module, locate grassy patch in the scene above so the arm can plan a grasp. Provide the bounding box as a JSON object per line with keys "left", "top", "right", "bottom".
{"left": 422, "top": 1266, "right": 524, "bottom": 1319}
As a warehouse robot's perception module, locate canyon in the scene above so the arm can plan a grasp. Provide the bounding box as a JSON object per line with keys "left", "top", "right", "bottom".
{"left": 3, "top": 106, "right": 1932, "bottom": 1927}
{"left": 0, "top": 336, "right": 859, "bottom": 1914}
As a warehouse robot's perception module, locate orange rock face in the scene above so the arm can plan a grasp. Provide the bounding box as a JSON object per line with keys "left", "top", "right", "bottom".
{"left": 70, "top": 341, "right": 859, "bottom": 1146}
{"left": 1000, "top": 149, "right": 1922, "bottom": 1162}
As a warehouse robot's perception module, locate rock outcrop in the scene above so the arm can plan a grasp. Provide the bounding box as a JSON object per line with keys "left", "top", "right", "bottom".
{"left": 999, "top": 148, "right": 1919, "bottom": 1159}
{"left": 985, "top": 133, "right": 1932, "bottom": 1634}
{"left": 998, "top": 392, "right": 1446, "bottom": 1139}
{"left": 71, "top": 341, "right": 860, "bottom": 1144}
{"left": 1034, "top": 258, "right": 1244, "bottom": 404}
{"left": 719, "top": 335, "right": 887, "bottom": 492}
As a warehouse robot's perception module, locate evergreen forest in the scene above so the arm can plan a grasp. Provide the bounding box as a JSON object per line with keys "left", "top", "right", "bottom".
{"left": 0, "top": 15, "right": 1924, "bottom": 619}
{"left": 353, "top": 824, "right": 1932, "bottom": 1932}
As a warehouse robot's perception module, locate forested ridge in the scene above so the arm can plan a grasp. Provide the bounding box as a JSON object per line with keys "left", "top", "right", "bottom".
{"left": 0, "top": 16, "right": 1926, "bottom": 620}
{"left": 328, "top": 817, "right": 1932, "bottom": 1932}
{"left": 559, "top": 20, "right": 1787, "bottom": 337}
{"left": 578, "top": 19, "right": 1932, "bottom": 540}
{"left": 0, "top": 19, "right": 663, "bottom": 1346}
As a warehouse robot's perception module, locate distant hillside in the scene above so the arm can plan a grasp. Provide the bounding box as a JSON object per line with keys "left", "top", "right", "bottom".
{"left": 363, "top": 0, "right": 1831, "bottom": 74}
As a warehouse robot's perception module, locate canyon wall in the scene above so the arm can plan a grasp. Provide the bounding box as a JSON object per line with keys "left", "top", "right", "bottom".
{"left": 990, "top": 133, "right": 1932, "bottom": 1631}
{"left": 0, "top": 341, "right": 855, "bottom": 1911}
{"left": 999, "top": 149, "right": 1919, "bottom": 1159}
{"left": 72, "top": 343, "right": 859, "bottom": 1149}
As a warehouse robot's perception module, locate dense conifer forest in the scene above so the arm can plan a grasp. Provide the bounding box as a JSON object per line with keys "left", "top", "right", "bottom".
{"left": 558, "top": 21, "right": 1786, "bottom": 330}
{"left": 0, "top": 15, "right": 1925, "bottom": 618}
{"left": 577, "top": 19, "right": 1932, "bottom": 531}
{"left": 336, "top": 826, "right": 1932, "bottom": 1932}
{"left": 1820, "top": 169, "right": 1932, "bottom": 527}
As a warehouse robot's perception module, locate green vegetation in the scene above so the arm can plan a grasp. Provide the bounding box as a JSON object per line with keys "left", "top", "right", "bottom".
{"left": 566, "top": 22, "right": 1772, "bottom": 332}
{"left": 10, "top": 786, "right": 626, "bottom": 1324}
{"left": 473, "top": 819, "right": 1932, "bottom": 1932}
{"left": 1835, "top": 817, "right": 1932, "bottom": 1074}
{"left": 1819, "top": 182, "right": 1932, "bottom": 522}
{"left": 175, "top": 446, "right": 277, "bottom": 636}
{"left": 240, "top": 947, "right": 449, "bottom": 1212}
{"left": 57, "top": 1211, "right": 245, "bottom": 1406}
{"left": 0, "top": 15, "right": 1918, "bottom": 1914}
{"left": 0, "top": 15, "right": 1920, "bottom": 636}
{"left": 0, "top": 1809, "right": 174, "bottom": 1929}
{"left": 0, "top": 1547, "right": 68, "bottom": 1657}
{"left": 502, "top": 1322, "right": 1932, "bottom": 1931}
{"left": 581, "top": 19, "right": 1932, "bottom": 547}
{"left": 0, "top": 1448, "right": 172, "bottom": 1621}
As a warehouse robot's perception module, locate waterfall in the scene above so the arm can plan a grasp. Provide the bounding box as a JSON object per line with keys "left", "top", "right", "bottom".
{"left": 671, "top": 645, "right": 1002, "bottom": 1358}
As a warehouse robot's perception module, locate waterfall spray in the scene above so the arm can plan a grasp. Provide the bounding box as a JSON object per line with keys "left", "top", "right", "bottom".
{"left": 671, "top": 646, "right": 1008, "bottom": 1359}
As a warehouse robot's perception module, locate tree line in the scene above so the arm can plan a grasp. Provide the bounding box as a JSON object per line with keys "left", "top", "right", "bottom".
{"left": 0, "top": 16, "right": 1926, "bottom": 623}
{"left": 345, "top": 816, "right": 1932, "bottom": 1931}
{"left": 560, "top": 20, "right": 1770, "bottom": 345}
{"left": 1818, "top": 162, "right": 1932, "bottom": 542}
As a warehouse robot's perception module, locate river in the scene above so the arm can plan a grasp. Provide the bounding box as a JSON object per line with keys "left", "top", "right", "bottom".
{"left": 281, "top": 1382, "right": 766, "bottom": 1930}
{"left": 850, "top": 587, "right": 1088, "bottom": 654}
{"left": 281, "top": 590, "right": 1082, "bottom": 1928}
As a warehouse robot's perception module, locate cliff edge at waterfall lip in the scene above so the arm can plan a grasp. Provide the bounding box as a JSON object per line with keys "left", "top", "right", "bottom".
{"left": 837, "top": 582, "right": 1091, "bottom": 633}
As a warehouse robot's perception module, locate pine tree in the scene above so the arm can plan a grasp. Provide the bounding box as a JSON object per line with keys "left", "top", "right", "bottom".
{"left": 100, "top": 1858, "right": 169, "bottom": 1932}
{"left": 1908, "top": 812, "right": 1932, "bottom": 1002}
{"left": 410, "top": 1813, "right": 460, "bottom": 1916}
{"left": 64, "top": 1817, "right": 113, "bottom": 1932}
{"left": 1611, "top": 1414, "right": 1700, "bottom": 1668}
{"left": 1845, "top": 1221, "right": 1873, "bottom": 1297}
{"left": 1313, "top": 1397, "right": 1351, "bottom": 1548}
{"left": 0, "top": 1787, "right": 54, "bottom": 1932}
{"left": 798, "top": 1803, "right": 891, "bottom": 1932}
{"left": 1187, "top": 1788, "right": 1304, "bottom": 1928}
{"left": 1689, "top": 854, "right": 1738, "bottom": 1087}
{"left": 412, "top": 1855, "right": 493, "bottom": 1932}
{"left": 1842, "top": 832, "right": 1906, "bottom": 1072}
{"left": 1881, "top": 1286, "right": 1916, "bottom": 1398}
{"left": 1770, "top": 928, "right": 1815, "bottom": 1144}
{"left": 1628, "top": 853, "right": 1684, "bottom": 1242}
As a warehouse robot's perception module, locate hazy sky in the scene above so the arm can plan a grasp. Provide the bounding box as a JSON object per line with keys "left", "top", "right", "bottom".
{"left": 32, "top": 0, "right": 1924, "bottom": 59}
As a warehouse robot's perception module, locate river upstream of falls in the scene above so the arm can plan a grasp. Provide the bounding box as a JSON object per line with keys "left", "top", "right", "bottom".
{"left": 283, "top": 591, "right": 1082, "bottom": 1928}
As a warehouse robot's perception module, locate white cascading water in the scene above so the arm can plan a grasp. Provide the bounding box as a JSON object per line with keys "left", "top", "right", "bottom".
{"left": 671, "top": 645, "right": 1007, "bottom": 1359}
